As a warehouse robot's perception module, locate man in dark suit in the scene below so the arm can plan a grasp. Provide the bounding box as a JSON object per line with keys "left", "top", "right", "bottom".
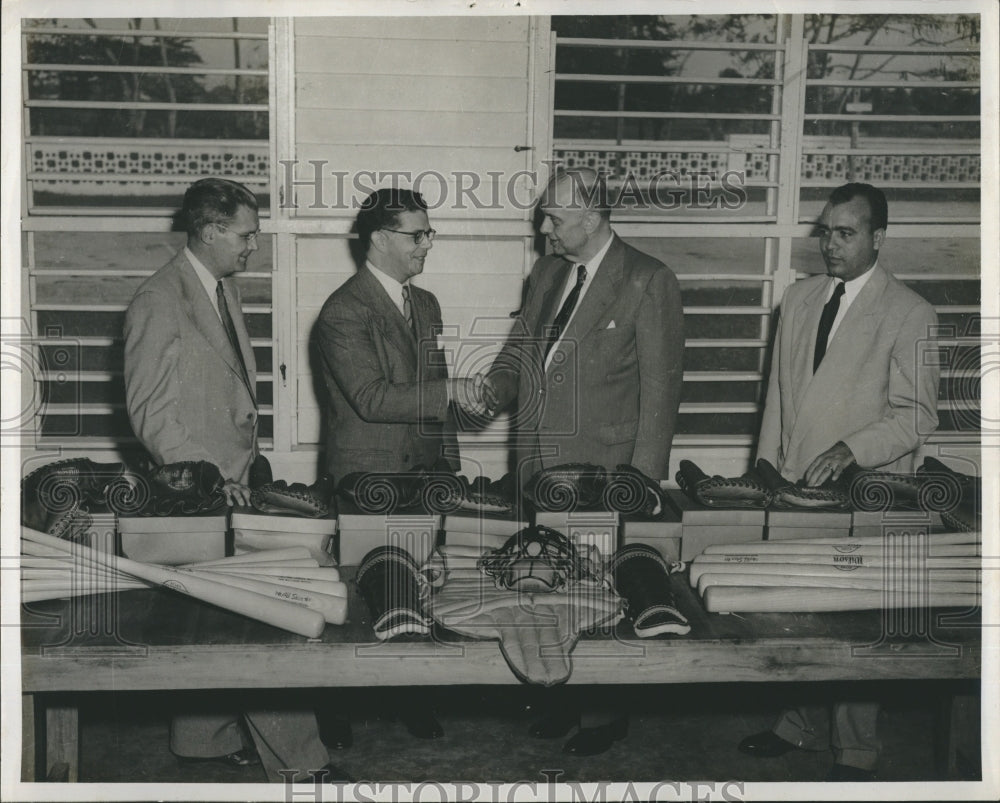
{"left": 740, "top": 183, "right": 940, "bottom": 781}
{"left": 124, "top": 178, "right": 340, "bottom": 782}
{"left": 483, "top": 167, "right": 685, "bottom": 755}
{"left": 315, "top": 187, "right": 483, "bottom": 739}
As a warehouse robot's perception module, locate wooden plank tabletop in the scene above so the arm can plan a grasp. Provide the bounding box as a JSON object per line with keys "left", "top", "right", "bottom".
{"left": 20, "top": 568, "right": 981, "bottom": 693}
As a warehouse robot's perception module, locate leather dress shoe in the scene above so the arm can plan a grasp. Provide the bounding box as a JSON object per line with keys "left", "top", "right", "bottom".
{"left": 319, "top": 714, "right": 352, "bottom": 750}
{"left": 737, "top": 730, "right": 797, "bottom": 758}
{"left": 528, "top": 709, "right": 579, "bottom": 739}
{"left": 399, "top": 707, "right": 444, "bottom": 739}
{"left": 563, "top": 718, "right": 627, "bottom": 756}
{"left": 314, "top": 762, "right": 357, "bottom": 783}
{"left": 827, "top": 763, "right": 876, "bottom": 782}
{"left": 178, "top": 747, "right": 260, "bottom": 767}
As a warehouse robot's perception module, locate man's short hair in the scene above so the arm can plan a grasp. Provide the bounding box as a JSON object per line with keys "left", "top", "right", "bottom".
{"left": 829, "top": 182, "right": 888, "bottom": 232}
{"left": 181, "top": 178, "right": 258, "bottom": 235}
{"left": 549, "top": 167, "right": 612, "bottom": 221}
{"left": 355, "top": 188, "right": 428, "bottom": 254}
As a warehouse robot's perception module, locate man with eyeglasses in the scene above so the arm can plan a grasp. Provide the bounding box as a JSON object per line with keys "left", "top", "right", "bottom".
{"left": 124, "top": 177, "right": 345, "bottom": 781}
{"left": 314, "top": 187, "right": 485, "bottom": 741}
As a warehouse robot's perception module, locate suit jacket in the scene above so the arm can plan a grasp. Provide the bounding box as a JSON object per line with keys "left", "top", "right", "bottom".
{"left": 757, "top": 263, "right": 939, "bottom": 480}
{"left": 123, "top": 251, "right": 258, "bottom": 483}
{"left": 488, "top": 234, "right": 684, "bottom": 482}
{"left": 315, "top": 268, "right": 458, "bottom": 479}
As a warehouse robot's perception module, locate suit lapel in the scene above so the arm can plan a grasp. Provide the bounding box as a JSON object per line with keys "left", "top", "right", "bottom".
{"left": 357, "top": 269, "right": 417, "bottom": 363}
{"left": 534, "top": 260, "right": 573, "bottom": 340}
{"left": 560, "top": 235, "right": 623, "bottom": 346}
{"left": 218, "top": 277, "right": 257, "bottom": 405}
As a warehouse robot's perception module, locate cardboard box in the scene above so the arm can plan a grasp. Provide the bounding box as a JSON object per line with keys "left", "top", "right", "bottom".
{"left": 533, "top": 510, "right": 620, "bottom": 559}
{"left": 117, "top": 515, "right": 227, "bottom": 565}
{"left": 667, "top": 490, "right": 765, "bottom": 561}
{"left": 442, "top": 511, "right": 528, "bottom": 551}
{"left": 82, "top": 511, "right": 117, "bottom": 554}
{"left": 850, "top": 509, "right": 940, "bottom": 539}
{"left": 336, "top": 500, "right": 440, "bottom": 566}
{"left": 622, "top": 516, "right": 683, "bottom": 563}
{"left": 231, "top": 507, "right": 337, "bottom": 566}
{"left": 766, "top": 508, "right": 852, "bottom": 541}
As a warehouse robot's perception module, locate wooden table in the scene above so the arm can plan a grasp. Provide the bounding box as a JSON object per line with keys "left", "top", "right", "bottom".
{"left": 20, "top": 570, "right": 981, "bottom": 782}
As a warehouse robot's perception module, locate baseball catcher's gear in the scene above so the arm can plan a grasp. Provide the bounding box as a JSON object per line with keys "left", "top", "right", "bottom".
{"left": 22, "top": 458, "right": 131, "bottom": 538}
{"left": 454, "top": 473, "right": 518, "bottom": 515}
{"left": 756, "top": 458, "right": 851, "bottom": 510}
{"left": 918, "top": 457, "right": 981, "bottom": 532}
{"left": 121, "top": 460, "right": 228, "bottom": 516}
{"left": 250, "top": 473, "right": 336, "bottom": 517}
{"left": 248, "top": 453, "right": 273, "bottom": 490}
{"left": 478, "top": 525, "right": 602, "bottom": 593}
{"left": 355, "top": 545, "right": 431, "bottom": 640}
{"left": 609, "top": 544, "right": 690, "bottom": 637}
{"left": 337, "top": 470, "right": 426, "bottom": 514}
{"left": 522, "top": 463, "right": 607, "bottom": 512}
{"left": 603, "top": 464, "right": 668, "bottom": 517}
{"left": 843, "top": 465, "right": 927, "bottom": 512}
{"left": 676, "top": 460, "right": 771, "bottom": 509}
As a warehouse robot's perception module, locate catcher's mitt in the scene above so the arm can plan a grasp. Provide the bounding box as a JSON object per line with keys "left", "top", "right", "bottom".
{"left": 250, "top": 473, "right": 336, "bottom": 517}
{"left": 602, "top": 464, "right": 668, "bottom": 517}
{"left": 756, "top": 458, "right": 850, "bottom": 510}
{"left": 121, "top": 460, "right": 228, "bottom": 516}
{"left": 522, "top": 463, "right": 607, "bottom": 512}
{"left": 918, "top": 457, "right": 981, "bottom": 532}
{"left": 675, "top": 460, "right": 771, "bottom": 509}
{"left": 477, "top": 525, "right": 602, "bottom": 593}
{"left": 337, "top": 470, "right": 428, "bottom": 514}
{"left": 22, "top": 458, "right": 133, "bottom": 538}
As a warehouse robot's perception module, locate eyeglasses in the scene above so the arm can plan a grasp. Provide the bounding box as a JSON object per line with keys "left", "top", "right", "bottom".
{"left": 216, "top": 223, "right": 260, "bottom": 246}
{"left": 382, "top": 227, "right": 436, "bottom": 246}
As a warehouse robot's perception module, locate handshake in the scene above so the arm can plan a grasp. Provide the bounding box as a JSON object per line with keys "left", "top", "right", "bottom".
{"left": 449, "top": 373, "right": 500, "bottom": 418}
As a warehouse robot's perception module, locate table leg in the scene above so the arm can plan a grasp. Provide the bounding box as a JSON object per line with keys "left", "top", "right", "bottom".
{"left": 22, "top": 694, "right": 36, "bottom": 781}
{"left": 935, "top": 688, "right": 980, "bottom": 779}
{"left": 45, "top": 700, "right": 79, "bottom": 782}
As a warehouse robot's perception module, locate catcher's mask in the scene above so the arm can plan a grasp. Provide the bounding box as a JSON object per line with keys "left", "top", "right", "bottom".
{"left": 477, "top": 525, "right": 600, "bottom": 593}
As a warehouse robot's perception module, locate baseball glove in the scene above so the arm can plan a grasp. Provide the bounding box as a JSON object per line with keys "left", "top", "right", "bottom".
{"left": 454, "top": 473, "right": 518, "bottom": 515}
{"left": 675, "top": 460, "right": 771, "bottom": 509}
{"left": 842, "top": 465, "right": 926, "bottom": 511}
{"left": 478, "top": 524, "right": 602, "bottom": 593}
{"left": 756, "top": 458, "right": 851, "bottom": 510}
{"left": 602, "top": 464, "right": 668, "bottom": 517}
{"left": 918, "top": 457, "right": 980, "bottom": 532}
{"left": 522, "top": 463, "right": 607, "bottom": 512}
{"left": 337, "top": 470, "right": 427, "bottom": 514}
{"left": 250, "top": 473, "right": 336, "bottom": 517}
{"left": 124, "top": 460, "right": 228, "bottom": 516}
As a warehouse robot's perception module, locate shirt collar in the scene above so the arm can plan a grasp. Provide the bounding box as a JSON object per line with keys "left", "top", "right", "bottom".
{"left": 831, "top": 259, "right": 877, "bottom": 305}
{"left": 366, "top": 260, "right": 408, "bottom": 312}
{"left": 580, "top": 232, "right": 615, "bottom": 276}
{"left": 185, "top": 247, "right": 221, "bottom": 308}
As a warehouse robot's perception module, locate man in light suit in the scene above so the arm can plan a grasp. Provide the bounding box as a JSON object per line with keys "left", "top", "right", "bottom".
{"left": 124, "top": 178, "right": 341, "bottom": 782}
{"left": 483, "top": 167, "right": 685, "bottom": 756}
{"left": 314, "top": 187, "right": 483, "bottom": 741}
{"left": 740, "top": 183, "right": 940, "bottom": 781}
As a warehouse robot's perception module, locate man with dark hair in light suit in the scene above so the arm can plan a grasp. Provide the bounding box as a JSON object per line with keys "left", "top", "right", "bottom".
{"left": 124, "top": 177, "right": 344, "bottom": 782}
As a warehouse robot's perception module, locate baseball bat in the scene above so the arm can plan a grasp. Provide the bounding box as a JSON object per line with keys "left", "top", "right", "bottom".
{"left": 774, "top": 532, "right": 979, "bottom": 546}
{"left": 696, "top": 572, "right": 980, "bottom": 595}
{"left": 688, "top": 560, "right": 980, "bottom": 586}
{"left": 180, "top": 568, "right": 346, "bottom": 624}
{"left": 702, "top": 542, "right": 979, "bottom": 557}
{"left": 194, "top": 565, "right": 341, "bottom": 583}
{"left": 184, "top": 547, "right": 317, "bottom": 567}
{"left": 703, "top": 585, "right": 982, "bottom": 614}
{"left": 195, "top": 569, "right": 347, "bottom": 599}
{"left": 22, "top": 584, "right": 148, "bottom": 603}
{"left": 22, "top": 527, "right": 325, "bottom": 638}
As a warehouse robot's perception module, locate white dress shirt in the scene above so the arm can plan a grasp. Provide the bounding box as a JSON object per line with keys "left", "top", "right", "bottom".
{"left": 826, "top": 260, "right": 877, "bottom": 341}
{"left": 366, "top": 261, "right": 410, "bottom": 317}
{"left": 185, "top": 246, "right": 222, "bottom": 319}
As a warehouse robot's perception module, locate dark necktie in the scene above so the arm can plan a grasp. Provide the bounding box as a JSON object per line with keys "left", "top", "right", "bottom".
{"left": 216, "top": 280, "right": 254, "bottom": 400}
{"left": 401, "top": 284, "right": 418, "bottom": 341}
{"left": 544, "top": 264, "right": 587, "bottom": 360}
{"left": 813, "top": 280, "right": 846, "bottom": 372}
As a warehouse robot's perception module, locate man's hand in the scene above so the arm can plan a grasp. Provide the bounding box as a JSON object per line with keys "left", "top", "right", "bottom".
{"left": 804, "top": 441, "right": 856, "bottom": 487}
{"left": 222, "top": 479, "right": 252, "bottom": 507}
{"left": 450, "top": 376, "right": 489, "bottom": 416}
{"left": 479, "top": 373, "right": 500, "bottom": 416}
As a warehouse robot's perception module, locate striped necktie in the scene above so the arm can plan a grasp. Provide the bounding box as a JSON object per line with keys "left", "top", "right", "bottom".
{"left": 401, "top": 284, "right": 417, "bottom": 340}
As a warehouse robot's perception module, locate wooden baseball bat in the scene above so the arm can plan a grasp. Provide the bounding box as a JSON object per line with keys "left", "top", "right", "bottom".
{"left": 689, "top": 555, "right": 981, "bottom": 586}
{"left": 688, "top": 560, "right": 980, "bottom": 586}
{"left": 184, "top": 547, "right": 317, "bottom": 567}
{"left": 696, "top": 572, "right": 980, "bottom": 595}
{"left": 195, "top": 569, "right": 347, "bottom": 599}
{"left": 180, "top": 568, "right": 347, "bottom": 625}
{"left": 703, "top": 585, "right": 982, "bottom": 614}
{"left": 22, "top": 527, "right": 325, "bottom": 638}
{"left": 702, "top": 542, "right": 979, "bottom": 557}
{"left": 194, "top": 565, "right": 341, "bottom": 583}
{"left": 774, "top": 532, "right": 979, "bottom": 546}
{"left": 22, "top": 584, "right": 148, "bottom": 603}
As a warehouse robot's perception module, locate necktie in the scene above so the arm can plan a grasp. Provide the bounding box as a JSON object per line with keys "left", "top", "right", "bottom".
{"left": 544, "top": 264, "right": 587, "bottom": 360}
{"left": 401, "top": 284, "right": 418, "bottom": 341}
{"left": 813, "top": 280, "right": 846, "bottom": 372}
{"left": 216, "top": 280, "right": 254, "bottom": 400}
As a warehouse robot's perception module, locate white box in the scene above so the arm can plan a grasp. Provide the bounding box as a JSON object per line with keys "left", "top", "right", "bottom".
{"left": 82, "top": 512, "right": 116, "bottom": 554}
{"left": 622, "top": 516, "right": 683, "bottom": 562}
{"left": 850, "top": 510, "right": 939, "bottom": 539}
{"left": 667, "top": 490, "right": 765, "bottom": 561}
{"left": 231, "top": 507, "right": 337, "bottom": 566}
{"left": 117, "top": 515, "right": 227, "bottom": 565}
{"left": 766, "top": 509, "right": 852, "bottom": 541}
{"left": 442, "top": 512, "right": 528, "bottom": 551}
{"left": 533, "top": 510, "right": 620, "bottom": 559}
{"left": 337, "top": 502, "right": 440, "bottom": 566}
